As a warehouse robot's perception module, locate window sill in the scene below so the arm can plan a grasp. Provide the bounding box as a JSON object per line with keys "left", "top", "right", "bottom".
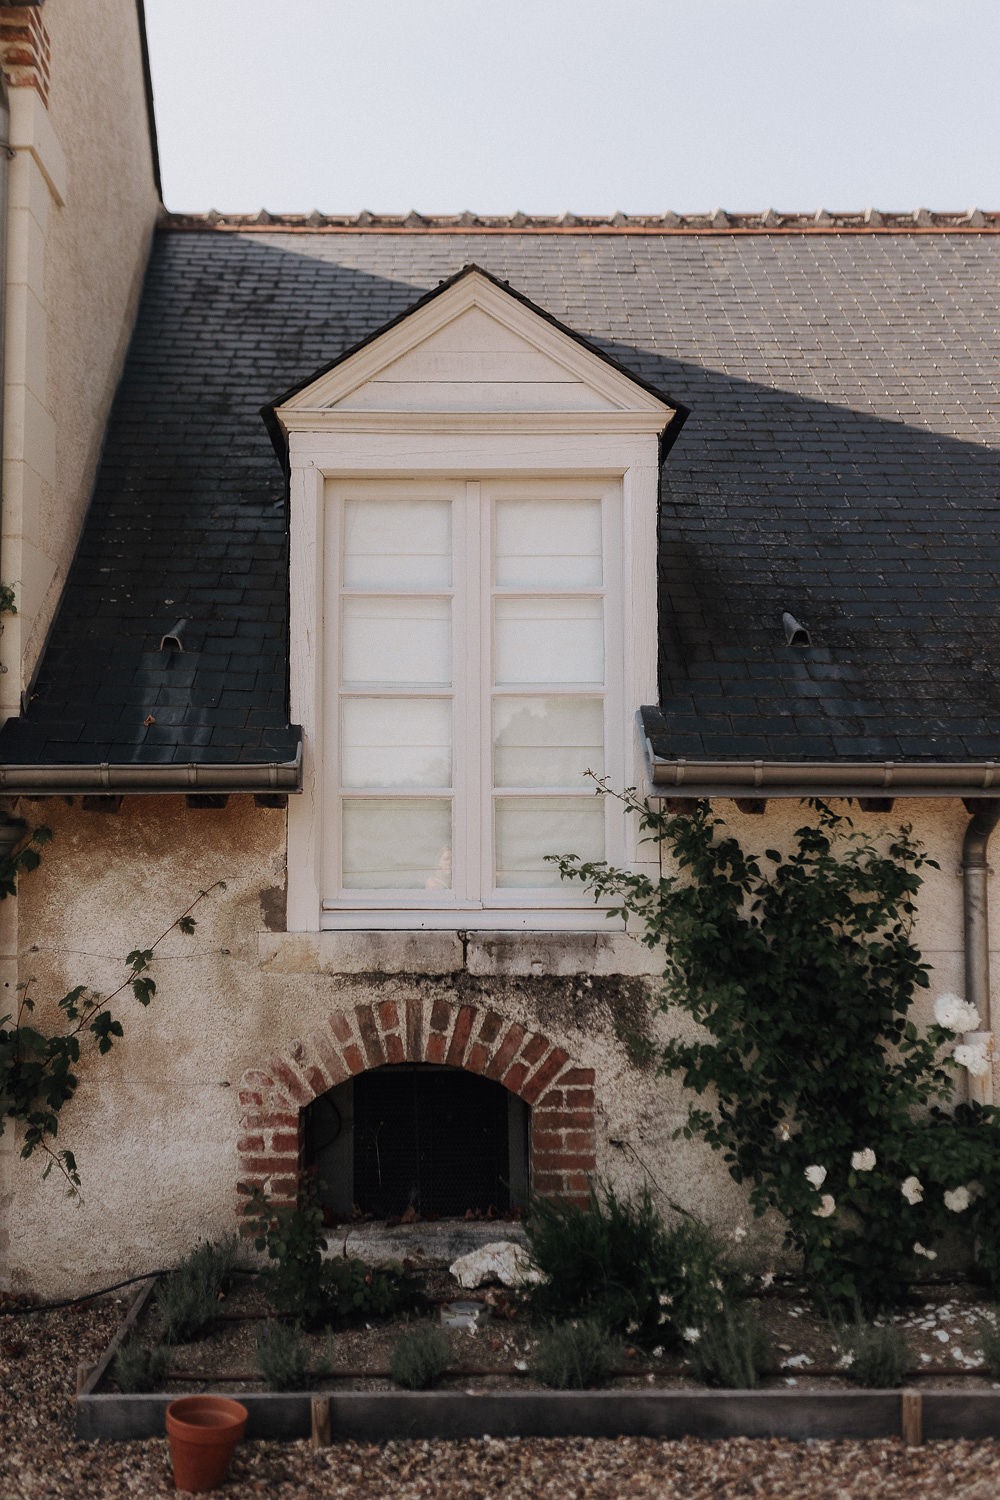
{"left": 258, "top": 928, "right": 661, "bottom": 978}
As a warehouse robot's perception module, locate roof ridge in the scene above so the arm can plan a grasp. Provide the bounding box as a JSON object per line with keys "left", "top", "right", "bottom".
{"left": 159, "top": 207, "right": 1000, "bottom": 234}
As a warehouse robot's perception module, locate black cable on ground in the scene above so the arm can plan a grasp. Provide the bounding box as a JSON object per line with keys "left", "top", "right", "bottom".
{"left": 0, "top": 1269, "right": 169, "bottom": 1315}
{"left": 1, "top": 1263, "right": 259, "bottom": 1317}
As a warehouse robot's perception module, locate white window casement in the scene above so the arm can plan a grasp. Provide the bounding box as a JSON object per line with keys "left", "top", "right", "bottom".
{"left": 272, "top": 268, "right": 678, "bottom": 931}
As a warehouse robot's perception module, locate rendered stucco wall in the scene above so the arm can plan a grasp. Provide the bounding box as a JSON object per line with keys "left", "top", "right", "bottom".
{"left": 1, "top": 794, "right": 997, "bottom": 1296}
{"left": 1, "top": 0, "right": 159, "bottom": 704}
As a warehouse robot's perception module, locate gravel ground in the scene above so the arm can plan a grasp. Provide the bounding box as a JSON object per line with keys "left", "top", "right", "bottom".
{"left": 4, "top": 1298, "right": 1000, "bottom": 1498}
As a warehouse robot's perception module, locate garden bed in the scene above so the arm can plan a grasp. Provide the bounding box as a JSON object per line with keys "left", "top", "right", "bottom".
{"left": 76, "top": 1260, "right": 1000, "bottom": 1443}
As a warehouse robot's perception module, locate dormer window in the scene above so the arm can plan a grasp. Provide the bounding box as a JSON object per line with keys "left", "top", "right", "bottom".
{"left": 270, "top": 267, "right": 677, "bottom": 930}
{"left": 329, "top": 475, "right": 614, "bottom": 908}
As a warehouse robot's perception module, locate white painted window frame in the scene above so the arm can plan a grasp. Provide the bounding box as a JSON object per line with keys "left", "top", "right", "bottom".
{"left": 285, "top": 417, "right": 664, "bottom": 931}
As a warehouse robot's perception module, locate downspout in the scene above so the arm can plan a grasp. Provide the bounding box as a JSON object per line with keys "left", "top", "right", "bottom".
{"left": 961, "top": 800, "right": 1000, "bottom": 1106}
{"left": 0, "top": 80, "right": 19, "bottom": 855}
{"left": 0, "top": 75, "right": 8, "bottom": 485}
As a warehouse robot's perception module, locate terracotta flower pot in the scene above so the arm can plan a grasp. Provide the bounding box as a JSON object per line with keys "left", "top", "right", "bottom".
{"left": 165, "top": 1395, "right": 248, "bottom": 1493}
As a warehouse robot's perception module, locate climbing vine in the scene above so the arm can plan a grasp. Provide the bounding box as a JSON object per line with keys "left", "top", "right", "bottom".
{"left": 552, "top": 783, "right": 1000, "bottom": 1310}
{"left": 0, "top": 825, "right": 223, "bottom": 1192}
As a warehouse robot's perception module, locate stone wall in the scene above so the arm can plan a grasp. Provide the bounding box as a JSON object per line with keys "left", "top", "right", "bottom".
{"left": 1, "top": 792, "right": 995, "bottom": 1295}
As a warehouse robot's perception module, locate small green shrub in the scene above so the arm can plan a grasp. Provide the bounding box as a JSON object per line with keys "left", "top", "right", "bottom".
{"left": 256, "top": 1321, "right": 311, "bottom": 1391}
{"left": 687, "top": 1303, "right": 770, "bottom": 1389}
{"left": 389, "top": 1327, "right": 451, "bottom": 1390}
{"left": 974, "top": 1310, "right": 1000, "bottom": 1376}
{"left": 525, "top": 1181, "right": 733, "bottom": 1348}
{"left": 112, "top": 1335, "right": 170, "bottom": 1393}
{"left": 531, "top": 1321, "right": 621, "bottom": 1390}
{"left": 156, "top": 1271, "right": 218, "bottom": 1344}
{"left": 156, "top": 1235, "right": 241, "bottom": 1343}
{"left": 322, "top": 1254, "right": 423, "bottom": 1323}
{"left": 838, "top": 1319, "right": 909, "bottom": 1387}
{"left": 186, "top": 1233, "right": 243, "bottom": 1291}
{"left": 243, "top": 1184, "right": 330, "bottom": 1326}
{"left": 242, "top": 1182, "right": 423, "bottom": 1328}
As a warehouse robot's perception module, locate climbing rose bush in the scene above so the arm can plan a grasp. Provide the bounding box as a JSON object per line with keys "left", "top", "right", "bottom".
{"left": 552, "top": 792, "right": 1000, "bottom": 1310}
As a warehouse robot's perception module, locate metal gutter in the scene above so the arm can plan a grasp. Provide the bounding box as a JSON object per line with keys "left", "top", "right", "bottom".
{"left": 0, "top": 746, "right": 302, "bottom": 796}
{"left": 645, "top": 748, "right": 1000, "bottom": 798}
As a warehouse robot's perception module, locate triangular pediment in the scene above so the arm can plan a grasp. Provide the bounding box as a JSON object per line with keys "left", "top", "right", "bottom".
{"left": 271, "top": 266, "right": 676, "bottom": 422}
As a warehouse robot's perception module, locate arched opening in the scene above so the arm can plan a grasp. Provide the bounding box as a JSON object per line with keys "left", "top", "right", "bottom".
{"left": 237, "top": 999, "right": 596, "bottom": 1214}
{"left": 304, "top": 1063, "right": 530, "bottom": 1220}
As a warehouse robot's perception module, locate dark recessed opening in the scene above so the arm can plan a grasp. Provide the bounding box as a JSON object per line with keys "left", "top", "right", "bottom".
{"left": 304, "top": 1063, "right": 530, "bottom": 1220}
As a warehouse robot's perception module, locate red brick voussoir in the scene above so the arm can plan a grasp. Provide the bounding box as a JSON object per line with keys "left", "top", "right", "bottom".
{"left": 236, "top": 1000, "right": 596, "bottom": 1210}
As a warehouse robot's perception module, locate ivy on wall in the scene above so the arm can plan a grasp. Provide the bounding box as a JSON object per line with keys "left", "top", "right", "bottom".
{"left": 553, "top": 784, "right": 1000, "bottom": 1309}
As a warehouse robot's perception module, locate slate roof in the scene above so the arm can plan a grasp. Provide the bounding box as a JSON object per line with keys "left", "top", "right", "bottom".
{"left": 1, "top": 222, "right": 999, "bottom": 782}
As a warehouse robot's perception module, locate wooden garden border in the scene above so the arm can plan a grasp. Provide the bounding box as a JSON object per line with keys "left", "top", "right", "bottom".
{"left": 76, "top": 1387, "right": 1000, "bottom": 1444}
{"left": 75, "top": 1278, "right": 1000, "bottom": 1444}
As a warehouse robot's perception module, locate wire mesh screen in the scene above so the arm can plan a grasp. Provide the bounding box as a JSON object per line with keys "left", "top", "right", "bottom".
{"left": 352, "top": 1064, "right": 514, "bottom": 1217}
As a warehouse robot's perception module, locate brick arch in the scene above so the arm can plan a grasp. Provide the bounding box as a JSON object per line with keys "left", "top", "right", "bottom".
{"left": 237, "top": 998, "right": 596, "bottom": 1208}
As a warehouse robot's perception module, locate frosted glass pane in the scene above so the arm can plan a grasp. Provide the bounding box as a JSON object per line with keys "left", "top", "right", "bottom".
{"left": 343, "top": 597, "right": 451, "bottom": 686}
{"left": 495, "top": 797, "right": 604, "bottom": 889}
{"left": 494, "top": 597, "right": 603, "bottom": 685}
{"left": 493, "top": 697, "right": 604, "bottom": 787}
{"left": 342, "top": 699, "right": 451, "bottom": 788}
{"left": 343, "top": 497, "right": 451, "bottom": 588}
{"left": 342, "top": 800, "right": 452, "bottom": 890}
{"left": 494, "top": 496, "right": 602, "bottom": 587}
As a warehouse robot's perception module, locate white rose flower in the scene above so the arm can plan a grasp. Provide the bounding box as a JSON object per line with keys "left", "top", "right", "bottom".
{"left": 804, "top": 1164, "right": 827, "bottom": 1189}
{"left": 953, "top": 1043, "right": 991, "bottom": 1078}
{"left": 944, "top": 1186, "right": 972, "bottom": 1213}
{"left": 682, "top": 1327, "right": 701, "bottom": 1344}
{"left": 776, "top": 1123, "right": 792, "bottom": 1142}
{"left": 813, "top": 1194, "right": 836, "bottom": 1218}
{"left": 901, "top": 1176, "right": 924, "bottom": 1205}
{"left": 913, "top": 1243, "right": 937, "bottom": 1260}
{"left": 934, "top": 993, "right": 981, "bottom": 1033}
{"left": 851, "top": 1149, "right": 876, "bottom": 1172}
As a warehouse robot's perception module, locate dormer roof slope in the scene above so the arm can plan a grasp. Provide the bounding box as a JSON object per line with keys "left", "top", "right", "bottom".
{"left": 1, "top": 224, "right": 997, "bottom": 791}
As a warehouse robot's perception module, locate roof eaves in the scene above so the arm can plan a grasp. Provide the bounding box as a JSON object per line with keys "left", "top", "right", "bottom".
{"left": 0, "top": 743, "right": 303, "bottom": 797}
{"left": 644, "top": 752, "right": 1000, "bottom": 800}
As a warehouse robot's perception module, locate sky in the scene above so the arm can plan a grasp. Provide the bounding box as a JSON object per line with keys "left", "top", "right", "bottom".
{"left": 144, "top": 0, "right": 1000, "bottom": 216}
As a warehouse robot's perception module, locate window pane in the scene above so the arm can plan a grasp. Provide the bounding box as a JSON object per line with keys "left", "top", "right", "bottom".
{"left": 494, "top": 496, "right": 603, "bottom": 587}
{"left": 493, "top": 697, "right": 604, "bottom": 787}
{"left": 342, "top": 800, "right": 452, "bottom": 890}
{"left": 343, "top": 496, "right": 452, "bottom": 589}
{"left": 494, "top": 597, "right": 603, "bottom": 685}
{"left": 342, "top": 699, "right": 452, "bottom": 788}
{"left": 494, "top": 797, "right": 605, "bottom": 889}
{"left": 343, "top": 597, "right": 451, "bottom": 686}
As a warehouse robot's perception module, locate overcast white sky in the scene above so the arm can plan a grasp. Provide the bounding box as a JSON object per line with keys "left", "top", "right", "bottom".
{"left": 144, "top": 0, "right": 999, "bottom": 215}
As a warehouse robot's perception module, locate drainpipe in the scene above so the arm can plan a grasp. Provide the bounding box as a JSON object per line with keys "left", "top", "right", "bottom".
{"left": 0, "top": 76, "right": 8, "bottom": 486}
{"left": 961, "top": 800, "right": 1000, "bottom": 1106}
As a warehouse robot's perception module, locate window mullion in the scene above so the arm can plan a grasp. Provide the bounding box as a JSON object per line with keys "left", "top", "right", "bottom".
{"left": 455, "top": 481, "right": 482, "bottom": 904}
{"left": 480, "top": 481, "right": 494, "bottom": 905}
